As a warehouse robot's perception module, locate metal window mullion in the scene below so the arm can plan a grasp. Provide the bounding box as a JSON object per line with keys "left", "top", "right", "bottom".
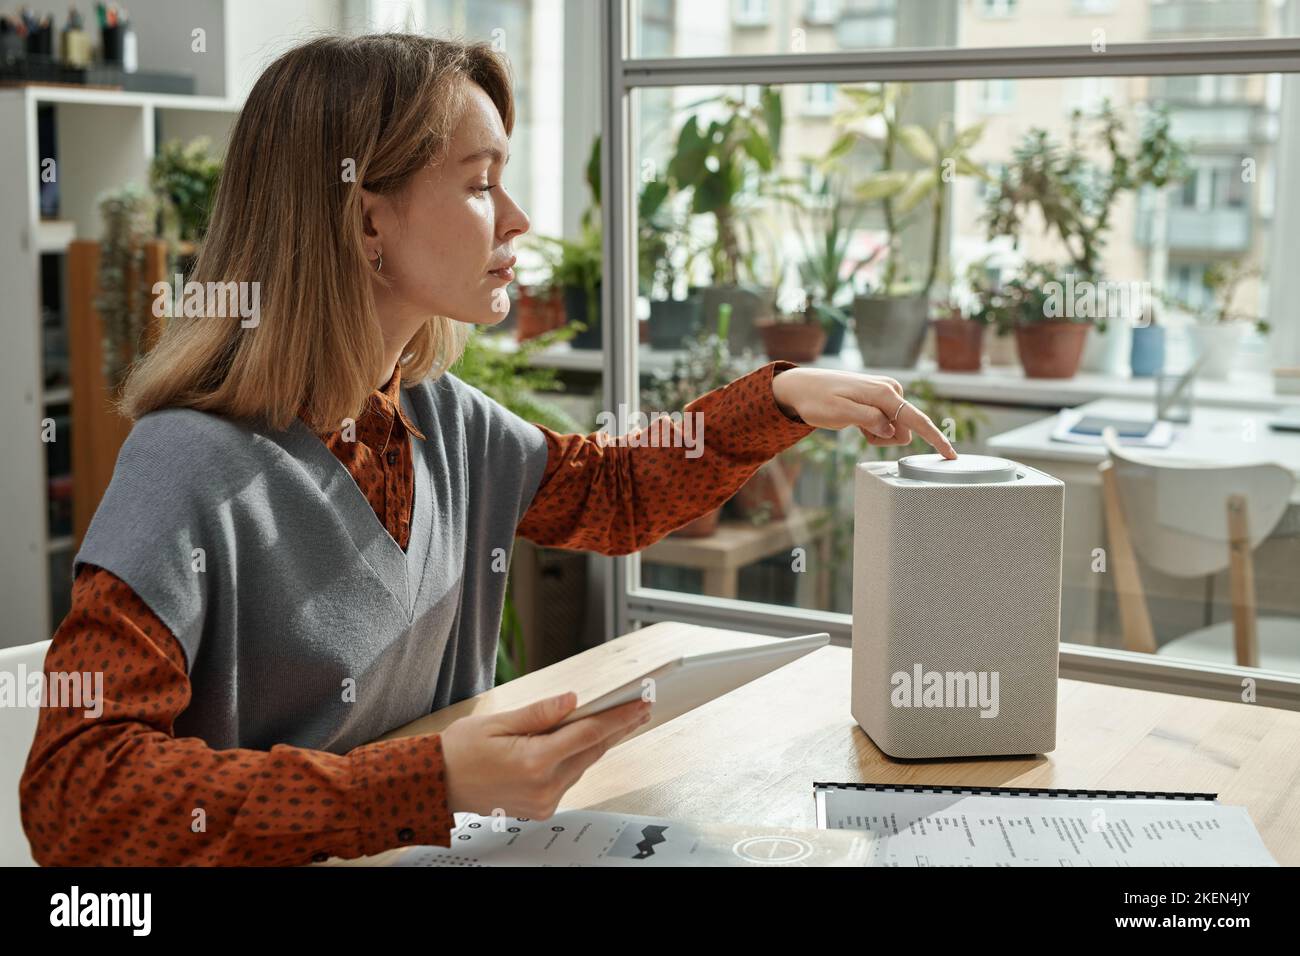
{"left": 602, "top": 0, "right": 638, "bottom": 640}
{"left": 622, "top": 37, "right": 1300, "bottom": 86}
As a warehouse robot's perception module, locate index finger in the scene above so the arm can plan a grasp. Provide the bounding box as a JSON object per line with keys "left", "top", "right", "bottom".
{"left": 897, "top": 401, "right": 958, "bottom": 459}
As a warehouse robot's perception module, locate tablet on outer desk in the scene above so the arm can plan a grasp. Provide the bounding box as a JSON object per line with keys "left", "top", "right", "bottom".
{"left": 556, "top": 632, "right": 831, "bottom": 732}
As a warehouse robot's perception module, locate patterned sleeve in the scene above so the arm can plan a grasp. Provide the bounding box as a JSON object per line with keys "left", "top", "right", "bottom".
{"left": 516, "top": 361, "right": 816, "bottom": 555}
{"left": 20, "top": 564, "right": 455, "bottom": 866}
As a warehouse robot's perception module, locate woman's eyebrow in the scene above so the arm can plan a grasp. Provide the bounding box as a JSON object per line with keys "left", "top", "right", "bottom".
{"left": 459, "top": 145, "right": 509, "bottom": 165}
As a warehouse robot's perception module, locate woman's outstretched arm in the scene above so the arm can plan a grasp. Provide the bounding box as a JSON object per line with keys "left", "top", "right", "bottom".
{"left": 20, "top": 565, "right": 455, "bottom": 866}
{"left": 516, "top": 361, "right": 816, "bottom": 556}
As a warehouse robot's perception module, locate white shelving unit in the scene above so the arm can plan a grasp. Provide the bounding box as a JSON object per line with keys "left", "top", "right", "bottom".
{"left": 0, "top": 84, "right": 240, "bottom": 649}
{"left": 0, "top": 0, "right": 362, "bottom": 648}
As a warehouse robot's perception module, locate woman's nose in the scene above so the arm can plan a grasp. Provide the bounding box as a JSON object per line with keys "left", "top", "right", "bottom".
{"left": 500, "top": 192, "right": 530, "bottom": 241}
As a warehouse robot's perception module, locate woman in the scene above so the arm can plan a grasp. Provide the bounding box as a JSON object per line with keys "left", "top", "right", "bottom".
{"left": 20, "top": 33, "right": 955, "bottom": 866}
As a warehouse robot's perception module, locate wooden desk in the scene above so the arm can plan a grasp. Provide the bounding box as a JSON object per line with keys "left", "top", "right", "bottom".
{"left": 356, "top": 621, "right": 1300, "bottom": 866}
{"left": 639, "top": 507, "right": 832, "bottom": 601}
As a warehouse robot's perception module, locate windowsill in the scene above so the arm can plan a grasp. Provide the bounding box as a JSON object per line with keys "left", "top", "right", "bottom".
{"left": 487, "top": 334, "right": 1287, "bottom": 412}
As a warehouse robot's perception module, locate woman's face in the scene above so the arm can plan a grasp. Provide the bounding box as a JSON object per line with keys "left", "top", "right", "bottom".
{"left": 362, "top": 80, "right": 529, "bottom": 332}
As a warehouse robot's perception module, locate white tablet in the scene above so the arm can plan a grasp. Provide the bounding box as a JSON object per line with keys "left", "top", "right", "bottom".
{"left": 555, "top": 632, "right": 832, "bottom": 732}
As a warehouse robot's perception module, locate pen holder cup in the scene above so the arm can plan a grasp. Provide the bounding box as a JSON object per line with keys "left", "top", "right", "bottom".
{"left": 101, "top": 25, "right": 123, "bottom": 64}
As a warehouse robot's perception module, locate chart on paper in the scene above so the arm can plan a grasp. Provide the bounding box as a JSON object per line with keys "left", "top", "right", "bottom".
{"left": 815, "top": 783, "right": 1277, "bottom": 867}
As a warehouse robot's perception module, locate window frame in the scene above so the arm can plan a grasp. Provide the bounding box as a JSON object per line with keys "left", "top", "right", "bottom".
{"left": 608, "top": 6, "right": 1300, "bottom": 708}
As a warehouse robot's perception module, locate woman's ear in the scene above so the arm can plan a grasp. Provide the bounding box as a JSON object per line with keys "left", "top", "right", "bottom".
{"left": 358, "top": 186, "right": 388, "bottom": 261}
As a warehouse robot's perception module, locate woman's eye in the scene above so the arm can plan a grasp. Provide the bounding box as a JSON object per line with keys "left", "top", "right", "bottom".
{"left": 473, "top": 183, "right": 497, "bottom": 194}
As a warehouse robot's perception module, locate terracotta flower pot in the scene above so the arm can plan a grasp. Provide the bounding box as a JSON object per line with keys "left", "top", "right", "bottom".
{"left": 732, "top": 458, "right": 803, "bottom": 521}
{"left": 1014, "top": 322, "right": 1091, "bottom": 379}
{"left": 932, "top": 318, "right": 985, "bottom": 372}
{"left": 757, "top": 320, "right": 826, "bottom": 364}
{"left": 515, "top": 285, "right": 565, "bottom": 342}
{"left": 671, "top": 505, "right": 722, "bottom": 538}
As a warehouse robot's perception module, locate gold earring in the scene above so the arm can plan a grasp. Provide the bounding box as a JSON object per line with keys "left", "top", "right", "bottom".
{"left": 374, "top": 251, "right": 383, "bottom": 274}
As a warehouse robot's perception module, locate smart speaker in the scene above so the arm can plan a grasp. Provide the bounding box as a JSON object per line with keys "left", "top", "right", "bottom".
{"left": 852, "top": 453, "right": 1064, "bottom": 759}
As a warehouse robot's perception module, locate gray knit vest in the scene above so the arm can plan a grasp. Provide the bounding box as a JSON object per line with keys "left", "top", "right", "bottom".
{"left": 73, "top": 370, "right": 550, "bottom": 754}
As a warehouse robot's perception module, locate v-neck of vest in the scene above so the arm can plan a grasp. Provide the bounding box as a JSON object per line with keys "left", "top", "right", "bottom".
{"left": 271, "top": 387, "right": 436, "bottom": 622}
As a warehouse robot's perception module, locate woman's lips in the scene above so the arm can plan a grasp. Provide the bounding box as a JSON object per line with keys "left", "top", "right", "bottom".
{"left": 487, "top": 266, "right": 514, "bottom": 282}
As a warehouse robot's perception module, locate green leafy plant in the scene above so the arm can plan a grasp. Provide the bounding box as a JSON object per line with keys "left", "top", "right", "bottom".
{"left": 1197, "top": 259, "right": 1269, "bottom": 334}
{"left": 982, "top": 101, "right": 1187, "bottom": 280}
{"left": 968, "top": 258, "right": 1077, "bottom": 335}
{"left": 149, "top": 136, "right": 222, "bottom": 244}
{"left": 453, "top": 325, "right": 583, "bottom": 434}
{"left": 639, "top": 173, "right": 704, "bottom": 301}
{"left": 827, "top": 83, "right": 991, "bottom": 298}
{"left": 931, "top": 297, "right": 985, "bottom": 325}
{"left": 666, "top": 86, "right": 786, "bottom": 286}
{"left": 782, "top": 171, "right": 868, "bottom": 334}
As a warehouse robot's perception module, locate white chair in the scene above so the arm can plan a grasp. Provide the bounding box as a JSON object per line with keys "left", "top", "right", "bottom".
{"left": 1099, "top": 429, "right": 1299, "bottom": 671}
{"left": 0, "top": 640, "right": 50, "bottom": 866}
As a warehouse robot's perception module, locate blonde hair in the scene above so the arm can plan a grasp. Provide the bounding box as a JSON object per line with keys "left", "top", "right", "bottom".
{"left": 120, "top": 33, "right": 516, "bottom": 432}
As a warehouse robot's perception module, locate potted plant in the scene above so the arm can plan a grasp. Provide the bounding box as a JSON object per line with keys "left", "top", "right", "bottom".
{"left": 534, "top": 226, "right": 602, "bottom": 349}
{"left": 931, "top": 298, "right": 988, "bottom": 372}
{"left": 981, "top": 102, "right": 1188, "bottom": 376}
{"left": 757, "top": 290, "right": 828, "bottom": 363}
{"left": 974, "top": 260, "right": 1092, "bottom": 379}
{"left": 785, "top": 170, "right": 865, "bottom": 356}
{"left": 149, "top": 136, "right": 221, "bottom": 253}
{"left": 666, "top": 86, "right": 785, "bottom": 354}
{"left": 828, "top": 83, "right": 990, "bottom": 368}
{"left": 641, "top": 173, "right": 705, "bottom": 350}
{"left": 1185, "top": 258, "right": 1269, "bottom": 380}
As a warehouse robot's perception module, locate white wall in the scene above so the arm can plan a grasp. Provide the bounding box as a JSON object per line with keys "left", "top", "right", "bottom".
{"left": 223, "top": 0, "right": 351, "bottom": 102}
{"left": 127, "top": 0, "right": 227, "bottom": 97}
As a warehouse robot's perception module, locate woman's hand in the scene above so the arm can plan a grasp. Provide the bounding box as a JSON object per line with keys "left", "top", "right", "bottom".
{"left": 441, "top": 692, "right": 651, "bottom": 820}
{"left": 771, "top": 367, "right": 958, "bottom": 458}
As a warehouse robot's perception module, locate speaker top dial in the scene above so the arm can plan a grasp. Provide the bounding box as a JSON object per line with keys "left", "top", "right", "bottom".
{"left": 895, "top": 453, "right": 1020, "bottom": 484}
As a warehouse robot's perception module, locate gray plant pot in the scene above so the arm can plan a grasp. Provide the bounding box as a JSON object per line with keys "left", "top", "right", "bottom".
{"left": 699, "top": 284, "right": 775, "bottom": 355}
{"left": 852, "top": 294, "right": 930, "bottom": 368}
{"left": 648, "top": 297, "right": 703, "bottom": 350}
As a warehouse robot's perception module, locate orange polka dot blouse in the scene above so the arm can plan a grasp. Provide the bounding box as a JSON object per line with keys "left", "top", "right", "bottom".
{"left": 20, "top": 359, "right": 814, "bottom": 866}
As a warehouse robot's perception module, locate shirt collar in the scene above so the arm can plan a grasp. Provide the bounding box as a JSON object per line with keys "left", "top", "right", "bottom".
{"left": 299, "top": 363, "right": 427, "bottom": 449}
{"left": 375, "top": 363, "right": 427, "bottom": 442}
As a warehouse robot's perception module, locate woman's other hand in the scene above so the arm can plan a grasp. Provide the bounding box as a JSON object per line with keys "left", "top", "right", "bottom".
{"left": 771, "top": 367, "right": 958, "bottom": 458}
{"left": 441, "top": 692, "right": 650, "bottom": 821}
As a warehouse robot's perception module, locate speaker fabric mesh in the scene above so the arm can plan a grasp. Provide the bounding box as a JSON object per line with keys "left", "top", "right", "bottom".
{"left": 852, "top": 462, "right": 1064, "bottom": 758}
